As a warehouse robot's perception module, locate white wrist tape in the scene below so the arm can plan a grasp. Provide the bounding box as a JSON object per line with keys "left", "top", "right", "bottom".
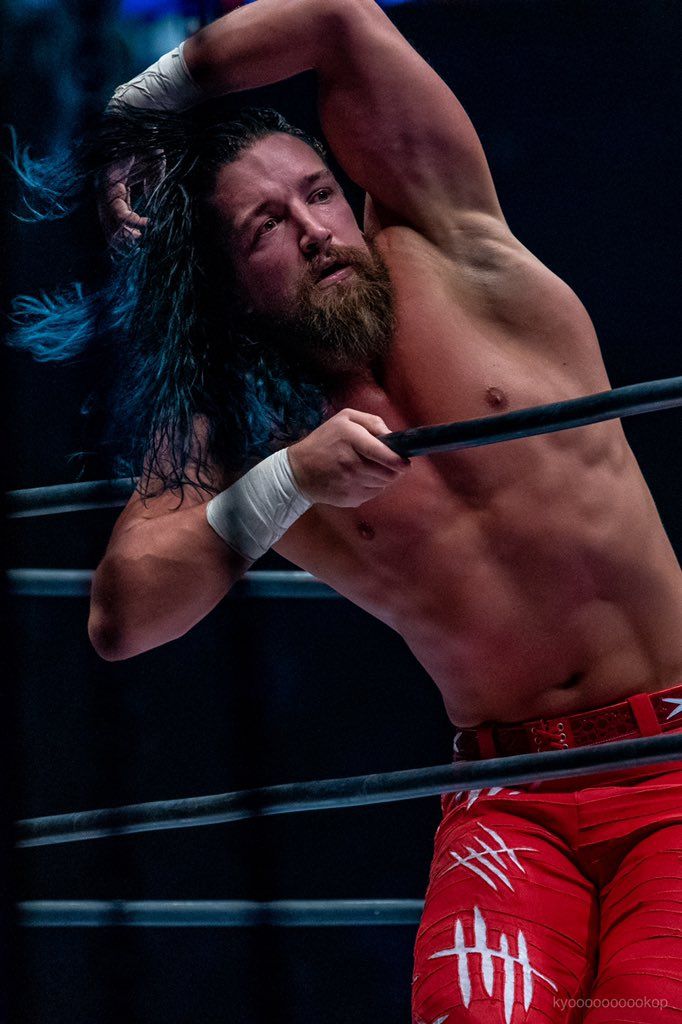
{"left": 206, "top": 448, "right": 312, "bottom": 563}
{"left": 108, "top": 41, "right": 203, "bottom": 113}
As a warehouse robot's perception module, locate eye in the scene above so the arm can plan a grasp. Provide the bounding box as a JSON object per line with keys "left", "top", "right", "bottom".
{"left": 257, "top": 217, "right": 278, "bottom": 237}
{"left": 311, "top": 187, "right": 332, "bottom": 203}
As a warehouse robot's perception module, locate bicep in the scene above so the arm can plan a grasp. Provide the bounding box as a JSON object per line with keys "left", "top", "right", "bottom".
{"left": 185, "top": 0, "right": 504, "bottom": 243}
{"left": 318, "top": 0, "right": 504, "bottom": 242}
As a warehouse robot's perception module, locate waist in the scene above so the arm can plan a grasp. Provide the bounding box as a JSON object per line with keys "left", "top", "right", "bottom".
{"left": 452, "top": 680, "right": 682, "bottom": 763}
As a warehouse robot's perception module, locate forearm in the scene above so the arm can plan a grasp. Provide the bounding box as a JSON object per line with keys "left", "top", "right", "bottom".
{"left": 88, "top": 502, "right": 249, "bottom": 661}
{"left": 89, "top": 411, "right": 406, "bottom": 659}
{"left": 182, "top": 0, "right": 343, "bottom": 96}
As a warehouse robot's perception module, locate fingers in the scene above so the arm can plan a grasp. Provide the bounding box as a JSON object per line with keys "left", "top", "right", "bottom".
{"left": 108, "top": 200, "right": 147, "bottom": 229}
{"left": 342, "top": 415, "right": 410, "bottom": 471}
{"left": 288, "top": 409, "right": 410, "bottom": 507}
{"left": 106, "top": 214, "right": 147, "bottom": 250}
{"left": 115, "top": 211, "right": 149, "bottom": 243}
{"left": 355, "top": 452, "right": 404, "bottom": 484}
{"left": 101, "top": 209, "right": 148, "bottom": 248}
{"left": 343, "top": 408, "right": 392, "bottom": 437}
{"left": 112, "top": 222, "right": 144, "bottom": 248}
{"left": 97, "top": 154, "right": 154, "bottom": 248}
{"left": 102, "top": 191, "right": 148, "bottom": 224}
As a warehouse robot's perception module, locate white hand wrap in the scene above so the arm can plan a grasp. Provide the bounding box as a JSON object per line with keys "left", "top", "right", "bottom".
{"left": 108, "top": 42, "right": 203, "bottom": 113}
{"left": 206, "top": 449, "right": 312, "bottom": 563}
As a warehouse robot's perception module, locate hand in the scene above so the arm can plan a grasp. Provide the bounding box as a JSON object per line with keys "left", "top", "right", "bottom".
{"left": 287, "top": 409, "right": 410, "bottom": 508}
{"left": 96, "top": 150, "right": 164, "bottom": 250}
{"left": 97, "top": 155, "right": 147, "bottom": 250}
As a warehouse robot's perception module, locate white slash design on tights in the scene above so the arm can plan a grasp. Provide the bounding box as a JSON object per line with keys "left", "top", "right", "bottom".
{"left": 444, "top": 824, "right": 537, "bottom": 892}
{"left": 453, "top": 787, "right": 521, "bottom": 810}
{"left": 430, "top": 906, "right": 557, "bottom": 1023}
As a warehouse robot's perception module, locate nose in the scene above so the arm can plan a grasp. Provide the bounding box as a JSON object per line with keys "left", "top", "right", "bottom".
{"left": 297, "top": 207, "right": 332, "bottom": 256}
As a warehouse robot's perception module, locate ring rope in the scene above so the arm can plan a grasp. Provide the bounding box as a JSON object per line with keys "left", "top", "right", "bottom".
{"left": 7, "top": 478, "right": 134, "bottom": 518}
{"left": 382, "top": 375, "right": 682, "bottom": 457}
{"left": 6, "top": 568, "right": 337, "bottom": 599}
{"left": 19, "top": 899, "right": 424, "bottom": 928}
{"left": 16, "top": 731, "right": 682, "bottom": 849}
{"left": 7, "top": 376, "right": 682, "bottom": 517}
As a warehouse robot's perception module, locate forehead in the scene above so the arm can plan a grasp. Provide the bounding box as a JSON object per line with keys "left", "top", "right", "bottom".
{"left": 211, "top": 133, "right": 329, "bottom": 222}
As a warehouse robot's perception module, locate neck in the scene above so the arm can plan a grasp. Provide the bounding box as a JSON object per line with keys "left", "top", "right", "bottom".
{"left": 326, "top": 359, "right": 386, "bottom": 409}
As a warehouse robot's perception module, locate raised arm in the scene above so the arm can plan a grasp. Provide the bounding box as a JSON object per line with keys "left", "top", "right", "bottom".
{"left": 183, "top": 0, "right": 504, "bottom": 244}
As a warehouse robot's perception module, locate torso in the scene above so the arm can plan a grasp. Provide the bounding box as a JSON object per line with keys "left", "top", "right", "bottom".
{"left": 274, "top": 224, "right": 682, "bottom": 727}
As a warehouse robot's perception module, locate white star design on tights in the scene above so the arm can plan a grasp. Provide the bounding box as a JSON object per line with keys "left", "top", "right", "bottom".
{"left": 662, "top": 697, "right": 682, "bottom": 720}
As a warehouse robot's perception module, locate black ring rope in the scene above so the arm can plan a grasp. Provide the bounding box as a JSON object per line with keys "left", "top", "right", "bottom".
{"left": 382, "top": 375, "right": 682, "bottom": 457}
{"left": 6, "top": 478, "right": 135, "bottom": 518}
{"left": 7, "top": 377, "right": 682, "bottom": 517}
{"left": 16, "top": 732, "right": 682, "bottom": 849}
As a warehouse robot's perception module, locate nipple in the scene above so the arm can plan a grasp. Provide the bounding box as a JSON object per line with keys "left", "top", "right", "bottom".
{"left": 485, "top": 386, "right": 508, "bottom": 410}
{"left": 357, "top": 520, "right": 375, "bottom": 540}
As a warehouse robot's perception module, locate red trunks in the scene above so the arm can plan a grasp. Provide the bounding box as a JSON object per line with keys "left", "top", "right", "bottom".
{"left": 412, "top": 695, "right": 682, "bottom": 1023}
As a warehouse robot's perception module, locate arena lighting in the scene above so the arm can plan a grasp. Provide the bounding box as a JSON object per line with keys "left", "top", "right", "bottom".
{"left": 120, "top": 0, "right": 418, "bottom": 17}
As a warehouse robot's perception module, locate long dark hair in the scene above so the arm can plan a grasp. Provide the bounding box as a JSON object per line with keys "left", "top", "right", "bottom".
{"left": 8, "top": 102, "right": 329, "bottom": 495}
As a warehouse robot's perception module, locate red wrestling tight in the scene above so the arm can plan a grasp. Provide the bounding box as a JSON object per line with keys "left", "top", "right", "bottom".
{"left": 412, "top": 752, "right": 682, "bottom": 1024}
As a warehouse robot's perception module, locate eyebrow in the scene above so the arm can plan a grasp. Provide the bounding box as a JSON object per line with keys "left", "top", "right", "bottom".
{"left": 235, "top": 168, "right": 333, "bottom": 236}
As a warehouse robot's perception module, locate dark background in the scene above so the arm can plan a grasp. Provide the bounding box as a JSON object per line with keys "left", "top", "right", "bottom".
{"left": 3, "top": 0, "right": 681, "bottom": 1021}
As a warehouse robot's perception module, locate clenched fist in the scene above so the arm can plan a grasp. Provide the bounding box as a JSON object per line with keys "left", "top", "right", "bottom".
{"left": 287, "top": 409, "right": 410, "bottom": 508}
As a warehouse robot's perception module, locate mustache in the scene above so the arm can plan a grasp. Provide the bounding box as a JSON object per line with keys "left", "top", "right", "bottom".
{"left": 305, "top": 244, "right": 373, "bottom": 283}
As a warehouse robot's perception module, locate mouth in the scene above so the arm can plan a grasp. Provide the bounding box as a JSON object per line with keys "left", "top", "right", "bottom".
{"left": 314, "top": 261, "right": 355, "bottom": 288}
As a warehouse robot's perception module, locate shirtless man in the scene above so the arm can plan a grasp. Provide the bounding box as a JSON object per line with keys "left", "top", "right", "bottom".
{"left": 87, "top": 1, "right": 682, "bottom": 1020}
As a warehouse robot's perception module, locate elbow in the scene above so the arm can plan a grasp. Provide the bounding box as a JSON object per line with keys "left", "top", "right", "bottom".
{"left": 88, "top": 557, "right": 144, "bottom": 662}
{"left": 88, "top": 606, "right": 136, "bottom": 662}
{"left": 324, "top": 0, "right": 382, "bottom": 34}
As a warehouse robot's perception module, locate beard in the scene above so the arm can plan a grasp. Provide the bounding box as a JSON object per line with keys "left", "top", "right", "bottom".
{"left": 243, "top": 243, "right": 395, "bottom": 380}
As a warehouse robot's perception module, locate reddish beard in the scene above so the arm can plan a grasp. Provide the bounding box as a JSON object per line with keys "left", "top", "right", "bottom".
{"left": 252, "top": 243, "right": 395, "bottom": 379}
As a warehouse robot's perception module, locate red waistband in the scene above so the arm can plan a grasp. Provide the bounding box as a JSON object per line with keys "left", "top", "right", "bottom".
{"left": 453, "top": 681, "right": 682, "bottom": 761}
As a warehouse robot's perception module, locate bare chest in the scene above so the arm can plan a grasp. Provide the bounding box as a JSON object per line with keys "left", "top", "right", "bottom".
{"left": 274, "top": 238, "right": 621, "bottom": 609}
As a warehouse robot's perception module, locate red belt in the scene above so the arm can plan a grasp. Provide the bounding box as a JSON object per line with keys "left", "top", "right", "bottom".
{"left": 453, "top": 681, "right": 682, "bottom": 760}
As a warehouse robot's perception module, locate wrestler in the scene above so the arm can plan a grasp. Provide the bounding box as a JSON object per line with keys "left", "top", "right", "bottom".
{"left": 12, "top": 1, "right": 682, "bottom": 1020}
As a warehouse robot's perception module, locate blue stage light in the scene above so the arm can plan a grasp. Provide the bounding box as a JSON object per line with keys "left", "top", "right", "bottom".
{"left": 120, "top": 0, "right": 418, "bottom": 15}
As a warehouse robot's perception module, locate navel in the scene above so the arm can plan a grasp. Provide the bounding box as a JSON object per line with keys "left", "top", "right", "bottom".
{"left": 559, "top": 672, "right": 583, "bottom": 690}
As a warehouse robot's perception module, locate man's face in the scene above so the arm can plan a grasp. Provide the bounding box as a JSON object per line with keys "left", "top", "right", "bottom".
{"left": 211, "top": 132, "right": 369, "bottom": 315}
{"left": 208, "top": 133, "right": 394, "bottom": 378}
